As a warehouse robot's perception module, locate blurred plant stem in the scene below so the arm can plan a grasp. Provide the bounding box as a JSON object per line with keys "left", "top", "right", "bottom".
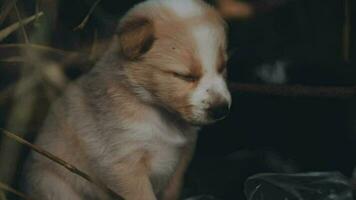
{"left": 1, "top": 129, "right": 125, "bottom": 200}
{"left": 74, "top": 0, "right": 102, "bottom": 30}
{"left": 0, "top": 2, "right": 37, "bottom": 185}
{"left": 0, "top": 190, "right": 7, "bottom": 200}
{"left": 0, "top": 181, "right": 32, "bottom": 200}
{"left": 0, "top": 12, "right": 44, "bottom": 42}
{"left": 0, "top": 64, "right": 38, "bottom": 184}
{"left": 14, "top": 5, "right": 29, "bottom": 43}
{"left": 0, "top": 3, "right": 67, "bottom": 186}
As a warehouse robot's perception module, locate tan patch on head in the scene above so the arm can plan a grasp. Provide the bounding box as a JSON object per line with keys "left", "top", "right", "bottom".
{"left": 135, "top": 9, "right": 204, "bottom": 117}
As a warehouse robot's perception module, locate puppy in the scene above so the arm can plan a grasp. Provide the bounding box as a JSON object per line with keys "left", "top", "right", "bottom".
{"left": 25, "top": 0, "right": 231, "bottom": 199}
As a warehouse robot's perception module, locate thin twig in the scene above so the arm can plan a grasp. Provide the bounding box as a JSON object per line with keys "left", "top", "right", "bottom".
{"left": 0, "top": 43, "right": 84, "bottom": 57}
{"left": 229, "top": 83, "right": 356, "bottom": 98}
{"left": 0, "top": 43, "right": 91, "bottom": 67}
{"left": 0, "top": 181, "right": 32, "bottom": 200}
{"left": 14, "top": 5, "right": 29, "bottom": 43}
{"left": 35, "top": 0, "right": 41, "bottom": 24}
{"left": 0, "top": 129, "right": 125, "bottom": 200}
{"left": 74, "top": 0, "right": 102, "bottom": 31}
{"left": 0, "top": 12, "right": 44, "bottom": 42}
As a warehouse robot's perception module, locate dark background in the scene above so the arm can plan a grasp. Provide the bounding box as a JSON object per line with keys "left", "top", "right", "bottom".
{"left": 0, "top": 0, "right": 356, "bottom": 199}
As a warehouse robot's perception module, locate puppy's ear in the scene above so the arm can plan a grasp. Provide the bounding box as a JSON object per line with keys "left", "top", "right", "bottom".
{"left": 117, "top": 17, "right": 155, "bottom": 60}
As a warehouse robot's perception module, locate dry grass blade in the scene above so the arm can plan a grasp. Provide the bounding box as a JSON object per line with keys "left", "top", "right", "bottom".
{"left": 0, "top": 129, "right": 125, "bottom": 200}
{"left": 14, "top": 5, "right": 29, "bottom": 43}
{"left": 0, "top": 43, "right": 84, "bottom": 57}
{"left": 74, "top": 0, "right": 102, "bottom": 31}
{"left": 0, "top": 0, "right": 19, "bottom": 25}
{"left": 0, "top": 43, "right": 91, "bottom": 67}
{"left": 0, "top": 12, "right": 44, "bottom": 42}
{"left": 0, "top": 181, "right": 32, "bottom": 200}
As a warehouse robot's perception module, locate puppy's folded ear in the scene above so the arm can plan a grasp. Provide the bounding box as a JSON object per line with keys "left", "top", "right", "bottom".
{"left": 117, "top": 17, "right": 155, "bottom": 60}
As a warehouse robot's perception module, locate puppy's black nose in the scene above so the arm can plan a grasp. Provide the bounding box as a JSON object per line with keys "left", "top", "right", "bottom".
{"left": 208, "top": 103, "right": 230, "bottom": 120}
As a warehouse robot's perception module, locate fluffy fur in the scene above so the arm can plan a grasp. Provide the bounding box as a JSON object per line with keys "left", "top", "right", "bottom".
{"left": 25, "top": 0, "right": 231, "bottom": 199}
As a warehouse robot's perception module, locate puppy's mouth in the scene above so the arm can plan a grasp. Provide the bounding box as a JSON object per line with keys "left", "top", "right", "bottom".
{"left": 181, "top": 108, "right": 230, "bottom": 126}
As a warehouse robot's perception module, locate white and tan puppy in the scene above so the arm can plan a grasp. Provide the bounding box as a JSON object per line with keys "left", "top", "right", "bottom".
{"left": 25, "top": 0, "right": 231, "bottom": 199}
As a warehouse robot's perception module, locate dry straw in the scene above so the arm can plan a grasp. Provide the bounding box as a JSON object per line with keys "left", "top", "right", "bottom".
{"left": 0, "top": 129, "right": 125, "bottom": 200}
{"left": 0, "top": 181, "right": 33, "bottom": 200}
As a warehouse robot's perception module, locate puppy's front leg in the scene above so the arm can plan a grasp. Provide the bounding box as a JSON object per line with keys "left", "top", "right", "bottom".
{"left": 161, "top": 141, "right": 197, "bottom": 200}
{"left": 104, "top": 155, "right": 156, "bottom": 200}
{"left": 29, "top": 169, "right": 83, "bottom": 200}
{"left": 116, "top": 173, "right": 156, "bottom": 200}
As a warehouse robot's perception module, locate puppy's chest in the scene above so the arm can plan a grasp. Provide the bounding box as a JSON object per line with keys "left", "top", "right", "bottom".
{"left": 127, "top": 117, "right": 191, "bottom": 181}
{"left": 136, "top": 123, "right": 189, "bottom": 192}
{"left": 148, "top": 141, "right": 182, "bottom": 187}
{"left": 140, "top": 122, "right": 186, "bottom": 169}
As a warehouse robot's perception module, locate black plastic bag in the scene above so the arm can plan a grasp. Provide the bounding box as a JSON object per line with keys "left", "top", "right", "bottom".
{"left": 245, "top": 172, "right": 353, "bottom": 200}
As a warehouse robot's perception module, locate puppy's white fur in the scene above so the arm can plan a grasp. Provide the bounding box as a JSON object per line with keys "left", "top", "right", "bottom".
{"left": 190, "top": 24, "right": 231, "bottom": 119}
{"left": 25, "top": 0, "right": 230, "bottom": 200}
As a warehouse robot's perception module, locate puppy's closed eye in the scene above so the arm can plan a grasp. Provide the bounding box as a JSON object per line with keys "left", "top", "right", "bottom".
{"left": 172, "top": 72, "right": 199, "bottom": 82}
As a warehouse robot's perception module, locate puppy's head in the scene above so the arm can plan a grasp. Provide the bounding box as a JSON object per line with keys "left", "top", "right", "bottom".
{"left": 117, "top": 0, "right": 231, "bottom": 125}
